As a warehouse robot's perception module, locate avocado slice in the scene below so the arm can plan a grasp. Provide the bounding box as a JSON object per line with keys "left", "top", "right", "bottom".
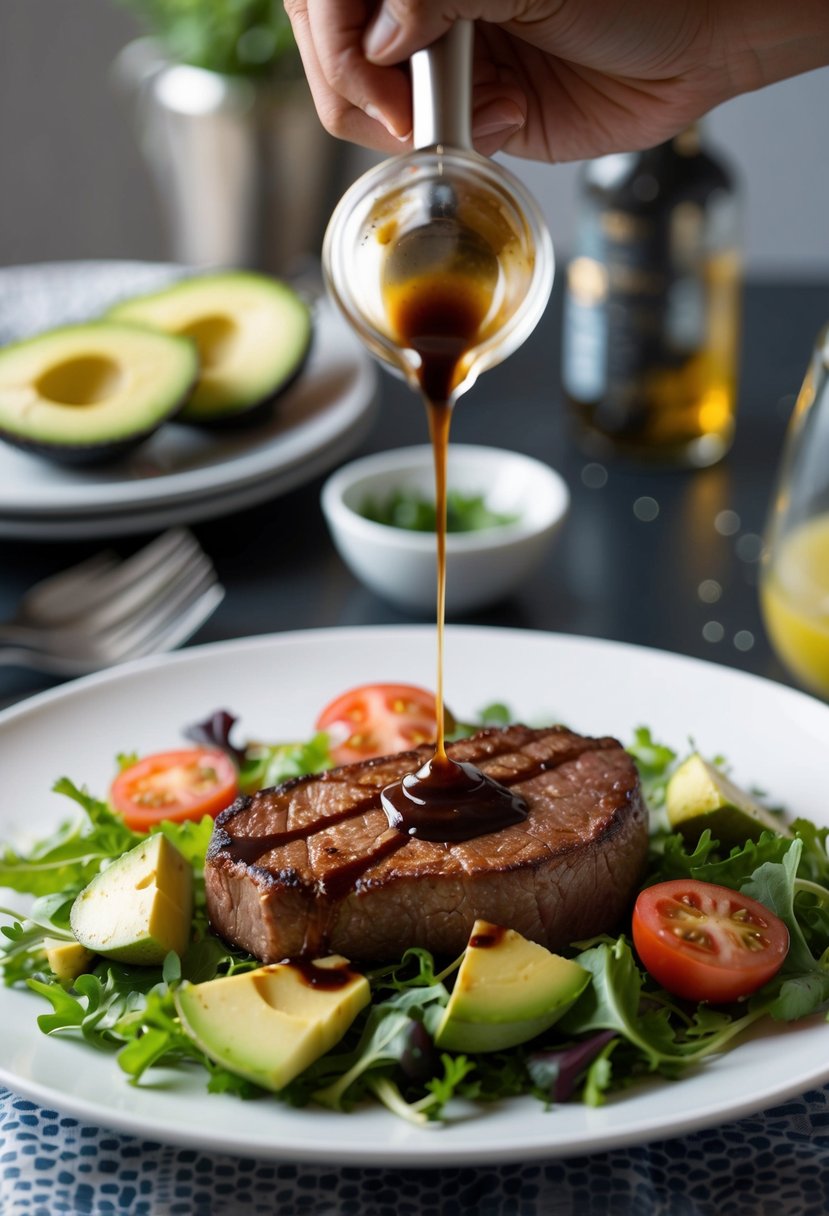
{"left": 434, "top": 920, "right": 590, "bottom": 1053}
{"left": 666, "top": 753, "right": 791, "bottom": 847}
{"left": 70, "top": 833, "right": 193, "bottom": 966}
{"left": 43, "top": 937, "right": 96, "bottom": 983}
{"left": 175, "top": 956, "right": 370, "bottom": 1091}
{"left": 107, "top": 272, "right": 313, "bottom": 426}
{"left": 0, "top": 322, "right": 197, "bottom": 464}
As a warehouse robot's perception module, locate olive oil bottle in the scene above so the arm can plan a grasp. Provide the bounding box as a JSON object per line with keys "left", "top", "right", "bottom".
{"left": 561, "top": 126, "right": 741, "bottom": 467}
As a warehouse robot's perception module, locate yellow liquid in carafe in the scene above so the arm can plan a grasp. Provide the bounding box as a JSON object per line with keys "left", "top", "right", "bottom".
{"left": 760, "top": 513, "right": 829, "bottom": 698}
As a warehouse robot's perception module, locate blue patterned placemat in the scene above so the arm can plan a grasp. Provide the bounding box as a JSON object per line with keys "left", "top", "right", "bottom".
{"left": 1, "top": 1085, "right": 828, "bottom": 1216}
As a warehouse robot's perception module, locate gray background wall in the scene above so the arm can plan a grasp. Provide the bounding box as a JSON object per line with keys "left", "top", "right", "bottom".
{"left": 1, "top": 0, "right": 827, "bottom": 278}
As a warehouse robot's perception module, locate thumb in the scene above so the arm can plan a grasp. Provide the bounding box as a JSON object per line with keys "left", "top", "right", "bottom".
{"left": 364, "top": 2, "right": 520, "bottom": 64}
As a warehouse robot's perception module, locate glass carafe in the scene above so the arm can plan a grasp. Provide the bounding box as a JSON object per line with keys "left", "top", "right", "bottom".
{"left": 760, "top": 324, "right": 829, "bottom": 697}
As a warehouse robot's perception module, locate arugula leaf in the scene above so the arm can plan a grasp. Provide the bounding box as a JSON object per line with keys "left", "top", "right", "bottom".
{"left": 628, "top": 727, "right": 677, "bottom": 816}
{"left": 692, "top": 833, "right": 793, "bottom": 888}
{"left": 364, "top": 1048, "right": 476, "bottom": 1127}
{"left": 311, "top": 981, "right": 449, "bottom": 1111}
{"left": 582, "top": 1037, "right": 619, "bottom": 1106}
{"left": 239, "top": 733, "right": 332, "bottom": 794}
{"left": 0, "top": 779, "right": 140, "bottom": 896}
{"left": 477, "top": 703, "right": 512, "bottom": 727}
{"left": 646, "top": 829, "right": 720, "bottom": 884}
{"left": 628, "top": 727, "right": 677, "bottom": 777}
{"left": 741, "top": 840, "right": 829, "bottom": 1020}
{"left": 559, "top": 937, "right": 767, "bottom": 1071}
{"left": 557, "top": 939, "right": 681, "bottom": 1070}
{"left": 0, "top": 891, "right": 79, "bottom": 986}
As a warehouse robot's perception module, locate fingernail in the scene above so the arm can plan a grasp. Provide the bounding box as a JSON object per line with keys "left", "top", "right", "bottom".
{"left": 364, "top": 103, "right": 410, "bottom": 141}
{"left": 364, "top": 6, "right": 402, "bottom": 60}
{"left": 365, "top": 103, "right": 410, "bottom": 141}
{"left": 473, "top": 101, "right": 525, "bottom": 139}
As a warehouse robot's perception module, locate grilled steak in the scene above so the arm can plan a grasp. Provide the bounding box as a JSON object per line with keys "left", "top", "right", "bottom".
{"left": 205, "top": 724, "right": 648, "bottom": 962}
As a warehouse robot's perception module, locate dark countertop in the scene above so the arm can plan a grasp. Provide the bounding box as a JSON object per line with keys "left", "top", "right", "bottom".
{"left": 0, "top": 279, "right": 826, "bottom": 706}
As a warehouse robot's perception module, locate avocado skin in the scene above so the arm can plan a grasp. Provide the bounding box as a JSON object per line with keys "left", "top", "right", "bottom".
{"left": 0, "top": 370, "right": 197, "bottom": 465}
{"left": 179, "top": 328, "right": 314, "bottom": 430}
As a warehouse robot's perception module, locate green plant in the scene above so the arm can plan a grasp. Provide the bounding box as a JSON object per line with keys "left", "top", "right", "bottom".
{"left": 117, "top": 0, "right": 300, "bottom": 78}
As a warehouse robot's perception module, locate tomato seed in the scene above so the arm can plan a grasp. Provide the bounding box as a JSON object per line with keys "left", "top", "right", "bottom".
{"left": 672, "top": 926, "right": 713, "bottom": 948}
{"left": 661, "top": 900, "right": 703, "bottom": 920}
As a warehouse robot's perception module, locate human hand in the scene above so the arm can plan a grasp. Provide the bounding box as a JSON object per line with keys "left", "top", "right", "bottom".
{"left": 285, "top": 0, "right": 829, "bottom": 162}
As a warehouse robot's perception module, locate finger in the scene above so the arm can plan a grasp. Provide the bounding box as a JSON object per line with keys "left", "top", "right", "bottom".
{"left": 286, "top": 0, "right": 407, "bottom": 150}
{"left": 472, "top": 97, "right": 526, "bottom": 153}
{"left": 304, "top": 0, "right": 413, "bottom": 139}
{"left": 470, "top": 51, "right": 527, "bottom": 151}
{"left": 364, "top": 1, "right": 526, "bottom": 64}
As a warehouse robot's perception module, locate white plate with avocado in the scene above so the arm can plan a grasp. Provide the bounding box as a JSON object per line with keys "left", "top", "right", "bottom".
{"left": 1, "top": 625, "right": 828, "bottom": 1166}
{"left": 0, "top": 261, "right": 377, "bottom": 535}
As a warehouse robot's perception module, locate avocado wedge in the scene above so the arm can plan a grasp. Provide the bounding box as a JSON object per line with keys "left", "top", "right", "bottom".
{"left": 107, "top": 272, "right": 313, "bottom": 426}
{"left": 0, "top": 321, "right": 197, "bottom": 464}
{"left": 435, "top": 921, "right": 590, "bottom": 1053}
{"left": 70, "top": 832, "right": 193, "bottom": 966}
{"left": 666, "top": 752, "right": 791, "bottom": 847}
{"left": 175, "top": 956, "right": 370, "bottom": 1091}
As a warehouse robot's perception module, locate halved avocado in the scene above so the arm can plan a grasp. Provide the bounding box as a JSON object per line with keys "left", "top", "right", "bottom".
{"left": 106, "top": 272, "right": 313, "bottom": 427}
{"left": 0, "top": 322, "right": 197, "bottom": 464}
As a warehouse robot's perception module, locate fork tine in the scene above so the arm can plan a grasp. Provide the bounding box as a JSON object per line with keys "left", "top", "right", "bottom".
{"left": 97, "top": 557, "right": 219, "bottom": 657}
{"left": 19, "top": 551, "right": 121, "bottom": 624}
{"left": 0, "top": 539, "right": 212, "bottom": 653}
{"left": 15, "top": 529, "right": 200, "bottom": 630}
{"left": 79, "top": 531, "right": 205, "bottom": 633}
{"left": 0, "top": 572, "right": 224, "bottom": 675}
{"left": 113, "top": 582, "right": 225, "bottom": 665}
{"left": 5, "top": 551, "right": 217, "bottom": 661}
{"left": 0, "top": 645, "right": 94, "bottom": 677}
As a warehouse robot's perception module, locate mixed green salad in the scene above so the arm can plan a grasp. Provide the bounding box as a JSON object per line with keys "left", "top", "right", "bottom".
{"left": 2, "top": 692, "right": 829, "bottom": 1128}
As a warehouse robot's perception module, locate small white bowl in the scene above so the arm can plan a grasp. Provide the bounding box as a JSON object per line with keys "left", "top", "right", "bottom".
{"left": 321, "top": 444, "right": 569, "bottom": 614}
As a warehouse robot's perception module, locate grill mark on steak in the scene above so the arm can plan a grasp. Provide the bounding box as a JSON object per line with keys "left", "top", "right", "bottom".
{"left": 205, "top": 724, "right": 648, "bottom": 962}
{"left": 218, "top": 732, "right": 604, "bottom": 869}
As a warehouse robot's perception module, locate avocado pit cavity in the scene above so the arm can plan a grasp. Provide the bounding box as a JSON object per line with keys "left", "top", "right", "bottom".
{"left": 36, "top": 354, "right": 123, "bottom": 407}
{"left": 178, "top": 314, "right": 237, "bottom": 370}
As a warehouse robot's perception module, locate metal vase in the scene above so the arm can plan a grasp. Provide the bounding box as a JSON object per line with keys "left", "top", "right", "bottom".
{"left": 113, "top": 38, "right": 350, "bottom": 274}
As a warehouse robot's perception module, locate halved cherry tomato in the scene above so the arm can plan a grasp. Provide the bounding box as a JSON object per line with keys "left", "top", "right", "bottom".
{"left": 111, "top": 748, "right": 239, "bottom": 831}
{"left": 632, "top": 879, "right": 789, "bottom": 1004}
{"left": 316, "top": 683, "right": 449, "bottom": 766}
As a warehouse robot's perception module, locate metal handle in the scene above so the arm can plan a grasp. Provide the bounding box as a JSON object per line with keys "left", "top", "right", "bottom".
{"left": 411, "top": 20, "right": 473, "bottom": 151}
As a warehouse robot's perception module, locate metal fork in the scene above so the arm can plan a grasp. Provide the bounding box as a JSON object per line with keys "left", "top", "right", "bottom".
{"left": 0, "top": 529, "right": 224, "bottom": 675}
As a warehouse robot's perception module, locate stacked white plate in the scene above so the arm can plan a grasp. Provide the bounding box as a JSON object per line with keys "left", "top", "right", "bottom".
{"left": 0, "top": 262, "right": 378, "bottom": 539}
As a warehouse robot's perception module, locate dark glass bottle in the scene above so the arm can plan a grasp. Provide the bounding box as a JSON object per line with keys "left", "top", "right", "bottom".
{"left": 561, "top": 126, "right": 741, "bottom": 467}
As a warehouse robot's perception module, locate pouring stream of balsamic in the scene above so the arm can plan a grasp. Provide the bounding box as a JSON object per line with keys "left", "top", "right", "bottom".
{"left": 378, "top": 214, "right": 529, "bottom": 841}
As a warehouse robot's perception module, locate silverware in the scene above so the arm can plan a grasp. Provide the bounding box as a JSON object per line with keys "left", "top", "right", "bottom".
{"left": 0, "top": 529, "right": 223, "bottom": 675}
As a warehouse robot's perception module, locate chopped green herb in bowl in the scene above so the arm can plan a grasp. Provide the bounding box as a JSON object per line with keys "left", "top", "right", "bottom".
{"left": 359, "top": 488, "right": 520, "bottom": 534}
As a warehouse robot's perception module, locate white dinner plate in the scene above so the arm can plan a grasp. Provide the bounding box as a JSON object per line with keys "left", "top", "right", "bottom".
{"left": 1, "top": 625, "right": 828, "bottom": 1166}
{"left": 0, "top": 262, "right": 377, "bottom": 525}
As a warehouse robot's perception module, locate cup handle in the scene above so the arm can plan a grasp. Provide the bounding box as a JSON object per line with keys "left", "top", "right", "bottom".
{"left": 411, "top": 21, "right": 474, "bottom": 151}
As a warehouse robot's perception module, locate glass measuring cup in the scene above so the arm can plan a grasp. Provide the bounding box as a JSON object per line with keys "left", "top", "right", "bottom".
{"left": 322, "top": 21, "right": 554, "bottom": 403}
